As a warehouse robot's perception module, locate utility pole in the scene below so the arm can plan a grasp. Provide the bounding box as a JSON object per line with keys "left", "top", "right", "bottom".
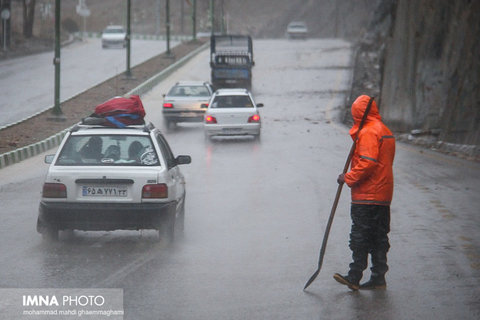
{"left": 50, "top": 0, "right": 64, "bottom": 120}
{"left": 155, "top": 0, "right": 161, "bottom": 35}
{"left": 0, "top": 0, "right": 11, "bottom": 50}
{"left": 165, "top": 0, "right": 171, "bottom": 56}
{"left": 210, "top": 0, "right": 214, "bottom": 35}
{"left": 1, "top": 0, "right": 11, "bottom": 51}
{"left": 192, "top": 0, "right": 196, "bottom": 41}
{"left": 220, "top": 0, "right": 225, "bottom": 34}
{"left": 180, "top": 0, "right": 184, "bottom": 34}
{"left": 125, "top": 0, "right": 132, "bottom": 77}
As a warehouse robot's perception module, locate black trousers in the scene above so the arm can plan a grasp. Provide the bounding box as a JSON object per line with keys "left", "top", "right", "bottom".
{"left": 348, "top": 204, "right": 391, "bottom": 281}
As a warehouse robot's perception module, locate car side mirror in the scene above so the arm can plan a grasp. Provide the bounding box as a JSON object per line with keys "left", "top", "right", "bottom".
{"left": 162, "top": 94, "right": 166, "bottom": 98}
{"left": 256, "top": 103, "right": 264, "bottom": 108}
{"left": 176, "top": 155, "right": 191, "bottom": 165}
{"left": 201, "top": 104, "right": 209, "bottom": 109}
{"left": 45, "top": 154, "right": 55, "bottom": 164}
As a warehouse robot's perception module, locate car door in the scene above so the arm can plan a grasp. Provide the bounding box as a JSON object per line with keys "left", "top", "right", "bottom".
{"left": 155, "top": 133, "right": 184, "bottom": 206}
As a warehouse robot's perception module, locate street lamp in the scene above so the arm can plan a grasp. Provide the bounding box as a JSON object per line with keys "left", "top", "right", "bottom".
{"left": 125, "top": 0, "right": 132, "bottom": 78}
{"left": 166, "top": 0, "right": 170, "bottom": 55}
{"left": 1, "top": 7, "right": 10, "bottom": 51}
{"left": 192, "top": 0, "right": 197, "bottom": 41}
{"left": 50, "top": 0, "right": 65, "bottom": 120}
{"left": 210, "top": 0, "right": 214, "bottom": 35}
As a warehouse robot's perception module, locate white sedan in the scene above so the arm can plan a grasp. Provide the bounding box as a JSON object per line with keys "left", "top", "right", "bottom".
{"left": 101, "top": 25, "right": 127, "bottom": 48}
{"left": 36, "top": 122, "right": 191, "bottom": 242}
{"left": 286, "top": 21, "right": 308, "bottom": 39}
{"left": 203, "top": 88, "right": 263, "bottom": 140}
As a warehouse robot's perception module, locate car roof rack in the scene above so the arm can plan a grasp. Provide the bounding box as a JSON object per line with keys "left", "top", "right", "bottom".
{"left": 70, "top": 120, "right": 156, "bottom": 133}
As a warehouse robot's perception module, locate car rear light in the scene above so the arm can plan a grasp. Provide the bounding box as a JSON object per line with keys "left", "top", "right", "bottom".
{"left": 205, "top": 115, "right": 217, "bottom": 124}
{"left": 42, "top": 183, "right": 67, "bottom": 198}
{"left": 142, "top": 184, "right": 168, "bottom": 199}
{"left": 248, "top": 114, "right": 261, "bottom": 123}
{"left": 163, "top": 103, "right": 173, "bottom": 108}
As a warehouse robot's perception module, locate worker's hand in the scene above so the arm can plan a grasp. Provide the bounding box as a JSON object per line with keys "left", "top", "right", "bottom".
{"left": 337, "top": 173, "right": 345, "bottom": 185}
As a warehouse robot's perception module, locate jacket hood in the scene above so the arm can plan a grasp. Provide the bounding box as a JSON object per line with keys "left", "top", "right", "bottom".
{"left": 349, "top": 95, "right": 381, "bottom": 138}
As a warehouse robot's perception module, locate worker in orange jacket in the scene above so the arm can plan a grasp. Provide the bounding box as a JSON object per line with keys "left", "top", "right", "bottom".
{"left": 334, "top": 95, "right": 395, "bottom": 290}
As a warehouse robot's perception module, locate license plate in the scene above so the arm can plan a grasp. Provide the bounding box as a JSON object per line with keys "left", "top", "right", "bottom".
{"left": 222, "top": 127, "right": 242, "bottom": 132}
{"left": 180, "top": 112, "right": 200, "bottom": 117}
{"left": 82, "top": 186, "right": 127, "bottom": 197}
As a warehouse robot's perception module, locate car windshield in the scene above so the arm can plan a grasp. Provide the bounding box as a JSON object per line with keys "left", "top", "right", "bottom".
{"left": 55, "top": 134, "right": 160, "bottom": 166}
{"left": 168, "top": 85, "right": 211, "bottom": 97}
{"left": 104, "top": 28, "right": 124, "bottom": 34}
{"left": 211, "top": 95, "right": 254, "bottom": 108}
{"left": 289, "top": 23, "right": 306, "bottom": 29}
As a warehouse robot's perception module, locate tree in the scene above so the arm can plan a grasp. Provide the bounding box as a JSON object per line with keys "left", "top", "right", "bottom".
{"left": 22, "top": 0, "right": 35, "bottom": 38}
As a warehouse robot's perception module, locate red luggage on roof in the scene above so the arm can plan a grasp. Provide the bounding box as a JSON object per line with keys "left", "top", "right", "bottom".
{"left": 93, "top": 95, "right": 146, "bottom": 127}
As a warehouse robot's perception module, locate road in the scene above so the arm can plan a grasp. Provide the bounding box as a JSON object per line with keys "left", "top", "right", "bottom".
{"left": 0, "top": 39, "right": 479, "bottom": 320}
{"left": 0, "top": 37, "right": 178, "bottom": 128}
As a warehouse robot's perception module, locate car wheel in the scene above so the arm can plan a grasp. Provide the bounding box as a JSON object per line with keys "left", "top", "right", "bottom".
{"left": 175, "top": 201, "right": 185, "bottom": 235}
{"left": 158, "top": 215, "right": 174, "bottom": 244}
{"left": 43, "top": 225, "right": 59, "bottom": 242}
{"left": 175, "top": 204, "right": 185, "bottom": 240}
{"left": 37, "top": 218, "right": 59, "bottom": 241}
{"left": 204, "top": 132, "right": 212, "bottom": 142}
{"left": 164, "top": 119, "right": 172, "bottom": 130}
{"left": 164, "top": 120, "right": 176, "bottom": 131}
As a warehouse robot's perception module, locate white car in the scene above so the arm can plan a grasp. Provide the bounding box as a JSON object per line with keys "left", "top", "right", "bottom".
{"left": 203, "top": 88, "right": 263, "bottom": 140}
{"left": 36, "top": 122, "right": 191, "bottom": 241}
{"left": 101, "top": 25, "right": 127, "bottom": 48}
{"left": 286, "top": 21, "right": 308, "bottom": 39}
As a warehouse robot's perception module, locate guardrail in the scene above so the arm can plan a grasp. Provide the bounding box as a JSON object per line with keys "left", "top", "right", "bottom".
{"left": 0, "top": 42, "right": 208, "bottom": 170}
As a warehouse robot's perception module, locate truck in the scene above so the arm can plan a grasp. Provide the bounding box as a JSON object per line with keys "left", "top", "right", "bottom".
{"left": 210, "top": 35, "right": 254, "bottom": 90}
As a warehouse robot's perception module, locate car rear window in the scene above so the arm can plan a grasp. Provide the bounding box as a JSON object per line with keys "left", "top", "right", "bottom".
{"left": 211, "top": 95, "right": 254, "bottom": 108}
{"left": 104, "top": 28, "right": 124, "bottom": 34}
{"left": 167, "top": 85, "right": 211, "bottom": 97}
{"left": 55, "top": 135, "right": 160, "bottom": 166}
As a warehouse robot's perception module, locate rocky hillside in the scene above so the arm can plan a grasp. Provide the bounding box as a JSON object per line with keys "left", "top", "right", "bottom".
{"left": 347, "top": 0, "right": 479, "bottom": 155}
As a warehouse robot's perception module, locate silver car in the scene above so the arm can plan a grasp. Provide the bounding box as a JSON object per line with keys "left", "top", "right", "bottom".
{"left": 203, "top": 88, "right": 263, "bottom": 141}
{"left": 162, "top": 81, "right": 214, "bottom": 128}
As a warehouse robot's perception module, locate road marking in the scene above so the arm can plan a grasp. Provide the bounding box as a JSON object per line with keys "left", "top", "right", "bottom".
{"left": 95, "top": 240, "right": 169, "bottom": 287}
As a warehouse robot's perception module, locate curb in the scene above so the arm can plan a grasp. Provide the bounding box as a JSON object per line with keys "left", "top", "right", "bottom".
{"left": 0, "top": 42, "right": 208, "bottom": 170}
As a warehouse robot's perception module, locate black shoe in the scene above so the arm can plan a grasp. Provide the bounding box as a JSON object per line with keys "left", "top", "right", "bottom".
{"left": 359, "top": 278, "right": 386, "bottom": 290}
{"left": 333, "top": 273, "right": 360, "bottom": 291}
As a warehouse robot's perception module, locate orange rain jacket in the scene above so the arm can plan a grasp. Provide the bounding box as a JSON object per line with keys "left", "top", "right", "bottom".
{"left": 344, "top": 95, "right": 396, "bottom": 206}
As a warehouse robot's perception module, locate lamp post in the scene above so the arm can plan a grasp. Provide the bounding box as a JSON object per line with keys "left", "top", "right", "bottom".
{"left": 192, "top": 0, "right": 196, "bottom": 41}
{"left": 1, "top": 7, "right": 10, "bottom": 51}
{"left": 166, "top": 0, "right": 170, "bottom": 55}
{"left": 51, "top": 0, "right": 63, "bottom": 119}
{"left": 210, "top": 0, "right": 214, "bottom": 35}
{"left": 125, "top": 0, "right": 132, "bottom": 78}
